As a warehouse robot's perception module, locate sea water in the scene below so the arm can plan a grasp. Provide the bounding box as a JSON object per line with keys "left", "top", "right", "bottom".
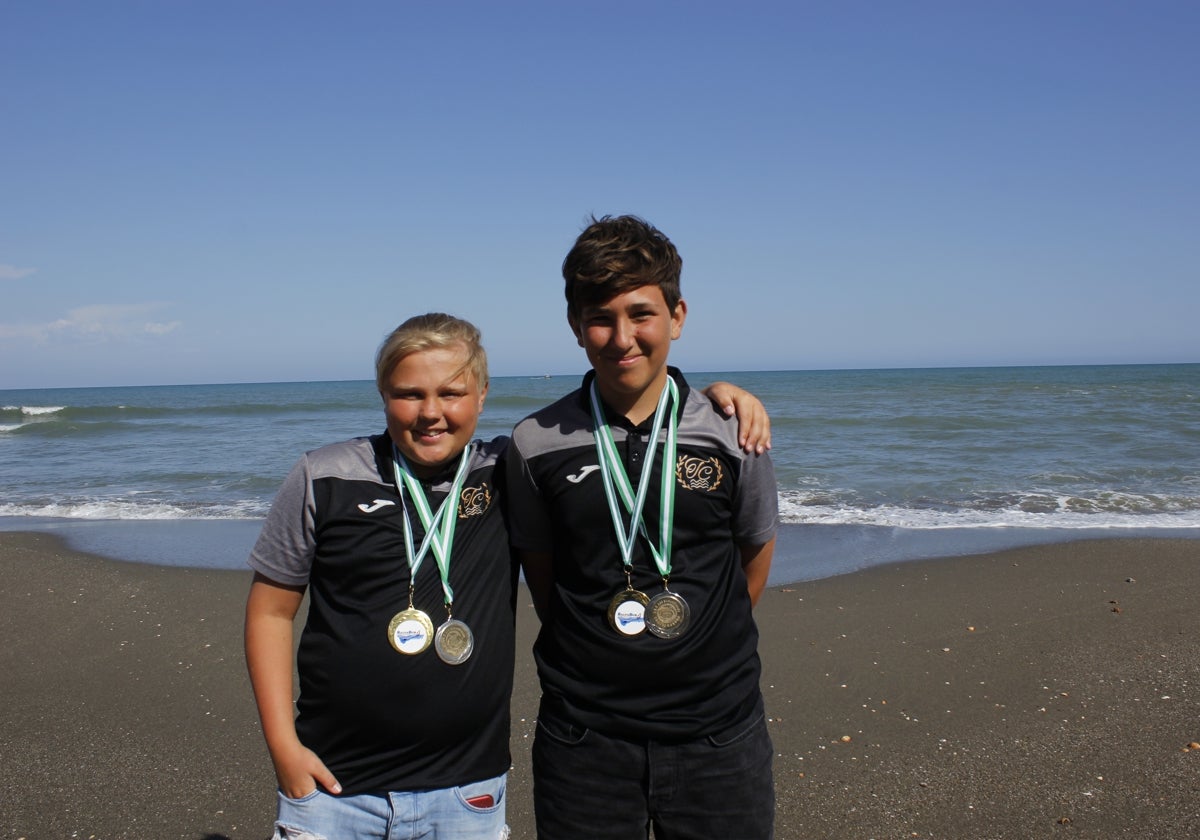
{"left": 2, "top": 364, "right": 1197, "bottom": 582}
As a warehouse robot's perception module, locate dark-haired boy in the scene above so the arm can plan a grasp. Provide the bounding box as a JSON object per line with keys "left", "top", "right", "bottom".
{"left": 505, "top": 215, "right": 778, "bottom": 839}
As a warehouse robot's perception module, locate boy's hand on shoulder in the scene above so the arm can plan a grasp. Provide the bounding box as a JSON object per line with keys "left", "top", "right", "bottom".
{"left": 702, "top": 382, "right": 772, "bottom": 455}
{"left": 273, "top": 742, "right": 343, "bottom": 799}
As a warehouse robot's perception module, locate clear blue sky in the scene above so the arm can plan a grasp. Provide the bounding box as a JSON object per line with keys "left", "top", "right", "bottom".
{"left": 2, "top": 1, "right": 1197, "bottom": 389}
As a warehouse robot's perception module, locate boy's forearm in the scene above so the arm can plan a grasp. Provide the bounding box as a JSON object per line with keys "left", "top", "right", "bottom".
{"left": 245, "top": 609, "right": 303, "bottom": 754}
{"left": 244, "top": 577, "right": 305, "bottom": 755}
{"left": 246, "top": 592, "right": 343, "bottom": 797}
{"left": 739, "top": 538, "right": 776, "bottom": 607}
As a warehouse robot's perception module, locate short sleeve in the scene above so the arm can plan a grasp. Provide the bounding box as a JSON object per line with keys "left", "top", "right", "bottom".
{"left": 247, "top": 453, "right": 318, "bottom": 586}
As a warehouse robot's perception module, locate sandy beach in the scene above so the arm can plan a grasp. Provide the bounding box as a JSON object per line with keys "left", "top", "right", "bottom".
{"left": 2, "top": 532, "right": 1198, "bottom": 839}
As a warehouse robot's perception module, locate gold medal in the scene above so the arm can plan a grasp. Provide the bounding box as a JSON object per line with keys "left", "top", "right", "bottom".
{"left": 607, "top": 587, "right": 650, "bottom": 636}
{"left": 388, "top": 607, "right": 434, "bottom": 655}
{"left": 645, "top": 589, "right": 690, "bottom": 639}
{"left": 434, "top": 618, "right": 474, "bottom": 665}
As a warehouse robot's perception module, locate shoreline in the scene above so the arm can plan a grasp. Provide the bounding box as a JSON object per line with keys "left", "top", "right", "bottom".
{"left": 2, "top": 532, "right": 1199, "bottom": 838}
{"left": 3, "top": 515, "right": 1198, "bottom": 585}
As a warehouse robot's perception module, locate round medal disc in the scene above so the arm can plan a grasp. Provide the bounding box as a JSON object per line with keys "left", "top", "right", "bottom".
{"left": 645, "top": 590, "right": 691, "bottom": 639}
{"left": 607, "top": 588, "right": 650, "bottom": 636}
{"left": 434, "top": 618, "right": 474, "bottom": 665}
{"left": 388, "top": 608, "right": 434, "bottom": 655}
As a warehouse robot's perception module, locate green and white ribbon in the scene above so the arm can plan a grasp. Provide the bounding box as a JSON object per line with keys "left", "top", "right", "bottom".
{"left": 588, "top": 377, "right": 679, "bottom": 580}
{"left": 392, "top": 442, "right": 474, "bottom": 608}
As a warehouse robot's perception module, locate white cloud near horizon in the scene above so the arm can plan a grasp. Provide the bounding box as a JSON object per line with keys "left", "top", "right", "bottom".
{"left": 0, "top": 264, "right": 36, "bottom": 281}
{"left": 0, "top": 303, "right": 182, "bottom": 342}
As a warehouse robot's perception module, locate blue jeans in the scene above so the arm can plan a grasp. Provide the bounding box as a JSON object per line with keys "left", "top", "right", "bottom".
{"left": 532, "top": 707, "right": 774, "bottom": 839}
{"left": 273, "top": 772, "right": 509, "bottom": 840}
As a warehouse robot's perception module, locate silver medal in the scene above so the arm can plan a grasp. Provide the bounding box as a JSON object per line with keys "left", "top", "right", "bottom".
{"left": 434, "top": 617, "right": 474, "bottom": 665}
{"left": 645, "top": 589, "right": 690, "bottom": 639}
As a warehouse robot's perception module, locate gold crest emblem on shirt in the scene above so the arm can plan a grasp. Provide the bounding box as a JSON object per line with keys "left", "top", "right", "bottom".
{"left": 675, "top": 455, "right": 723, "bottom": 492}
{"left": 458, "top": 483, "right": 492, "bottom": 518}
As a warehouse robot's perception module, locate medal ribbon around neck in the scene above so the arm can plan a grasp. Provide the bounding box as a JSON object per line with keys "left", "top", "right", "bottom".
{"left": 391, "top": 442, "right": 473, "bottom": 610}
{"left": 588, "top": 376, "right": 679, "bottom": 582}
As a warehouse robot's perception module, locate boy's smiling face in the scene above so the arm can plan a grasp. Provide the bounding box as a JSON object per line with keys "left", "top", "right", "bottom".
{"left": 570, "top": 284, "right": 687, "bottom": 421}
{"left": 381, "top": 344, "right": 487, "bottom": 477}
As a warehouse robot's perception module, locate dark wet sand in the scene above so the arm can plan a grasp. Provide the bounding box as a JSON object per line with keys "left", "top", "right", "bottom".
{"left": 2, "top": 533, "right": 1198, "bottom": 839}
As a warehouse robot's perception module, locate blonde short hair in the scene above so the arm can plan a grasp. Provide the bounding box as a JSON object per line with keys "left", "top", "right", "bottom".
{"left": 375, "top": 313, "right": 488, "bottom": 393}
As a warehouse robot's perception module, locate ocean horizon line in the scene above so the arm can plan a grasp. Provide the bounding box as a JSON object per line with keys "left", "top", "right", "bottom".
{"left": 3, "top": 359, "right": 1197, "bottom": 393}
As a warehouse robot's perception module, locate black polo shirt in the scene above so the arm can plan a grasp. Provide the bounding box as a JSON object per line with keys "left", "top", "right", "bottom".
{"left": 249, "top": 433, "right": 516, "bottom": 795}
{"left": 505, "top": 369, "right": 778, "bottom": 740}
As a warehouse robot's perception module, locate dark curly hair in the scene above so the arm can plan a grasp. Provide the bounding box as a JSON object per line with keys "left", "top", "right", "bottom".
{"left": 562, "top": 215, "right": 682, "bottom": 319}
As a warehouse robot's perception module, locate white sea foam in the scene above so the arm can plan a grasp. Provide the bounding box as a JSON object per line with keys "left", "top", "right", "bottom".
{"left": 777, "top": 491, "right": 1200, "bottom": 530}
{"left": 20, "top": 405, "right": 66, "bottom": 415}
{"left": 0, "top": 499, "right": 268, "bottom": 521}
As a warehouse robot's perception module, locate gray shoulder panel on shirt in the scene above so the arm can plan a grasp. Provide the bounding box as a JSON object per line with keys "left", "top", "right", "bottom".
{"left": 304, "top": 435, "right": 389, "bottom": 484}
{"left": 511, "top": 390, "right": 596, "bottom": 456}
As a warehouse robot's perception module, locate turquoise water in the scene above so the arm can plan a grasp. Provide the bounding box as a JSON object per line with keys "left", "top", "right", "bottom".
{"left": 3, "top": 364, "right": 1198, "bottom": 581}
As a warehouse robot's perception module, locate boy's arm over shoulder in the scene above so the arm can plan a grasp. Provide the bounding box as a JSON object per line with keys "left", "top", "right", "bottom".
{"left": 711, "top": 389, "right": 778, "bottom": 605}
{"left": 701, "top": 381, "right": 771, "bottom": 455}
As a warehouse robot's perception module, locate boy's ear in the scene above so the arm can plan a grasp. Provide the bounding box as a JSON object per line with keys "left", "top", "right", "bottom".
{"left": 671, "top": 299, "right": 688, "bottom": 339}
